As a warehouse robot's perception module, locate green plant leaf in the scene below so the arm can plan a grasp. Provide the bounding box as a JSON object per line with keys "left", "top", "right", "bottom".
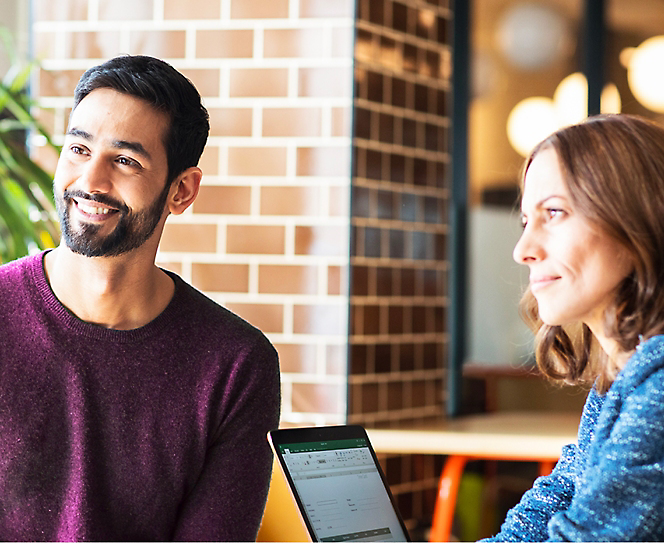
{"left": 0, "top": 27, "right": 60, "bottom": 263}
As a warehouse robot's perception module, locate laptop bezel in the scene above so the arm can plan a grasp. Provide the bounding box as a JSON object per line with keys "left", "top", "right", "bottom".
{"left": 268, "top": 424, "right": 411, "bottom": 542}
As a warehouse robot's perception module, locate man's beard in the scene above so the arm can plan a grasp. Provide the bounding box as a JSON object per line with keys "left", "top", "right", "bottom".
{"left": 54, "top": 181, "right": 171, "bottom": 258}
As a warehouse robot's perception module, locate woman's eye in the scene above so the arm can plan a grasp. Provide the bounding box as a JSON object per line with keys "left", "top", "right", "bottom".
{"left": 547, "top": 208, "right": 565, "bottom": 219}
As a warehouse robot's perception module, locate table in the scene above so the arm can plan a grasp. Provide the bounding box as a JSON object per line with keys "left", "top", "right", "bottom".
{"left": 367, "top": 411, "right": 580, "bottom": 542}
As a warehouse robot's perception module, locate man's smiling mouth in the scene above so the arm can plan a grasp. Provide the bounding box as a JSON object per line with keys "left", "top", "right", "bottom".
{"left": 77, "top": 202, "right": 111, "bottom": 215}
{"left": 72, "top": 197, "right": 120, "bottom": 217}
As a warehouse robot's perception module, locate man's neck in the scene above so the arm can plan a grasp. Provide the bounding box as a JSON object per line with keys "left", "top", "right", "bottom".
{"left": 44, "top": 245, "right": 175, "bottom": 330}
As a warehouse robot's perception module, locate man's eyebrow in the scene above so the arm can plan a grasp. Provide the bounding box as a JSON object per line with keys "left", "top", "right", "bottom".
{"left": 111, "top": 140, "right": 152, "bottom": 161}
{"left": 66, "top": 127, "right": 153, "bottom": 161}
{"left": 67, "top": 127, "right": 92, "bottom": 140}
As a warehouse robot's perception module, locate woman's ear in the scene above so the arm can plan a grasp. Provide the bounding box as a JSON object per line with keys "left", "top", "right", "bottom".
{"left": 168, "top": 167, "right": 202, "bottom": 215}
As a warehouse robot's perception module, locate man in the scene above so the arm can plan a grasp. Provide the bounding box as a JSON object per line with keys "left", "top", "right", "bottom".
{"left": 0, "top": 55, "right": 280, "bottom": 541}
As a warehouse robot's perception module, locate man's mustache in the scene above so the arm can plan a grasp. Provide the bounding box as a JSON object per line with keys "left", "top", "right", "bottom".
{"left": 63, "top": 189, "right": 130, "bottom": 215}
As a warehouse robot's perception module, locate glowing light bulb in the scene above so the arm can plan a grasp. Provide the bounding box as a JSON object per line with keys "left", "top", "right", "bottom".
{"left": 627, "top": 36, "right": 664, "bottom": 113}
{"left": 507, "top": 97, "right": 557, "bottom": 157}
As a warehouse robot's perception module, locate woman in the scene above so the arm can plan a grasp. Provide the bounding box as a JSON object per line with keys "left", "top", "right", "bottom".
{"left": 483, "top": 114, "right": 664, "bottom": 541}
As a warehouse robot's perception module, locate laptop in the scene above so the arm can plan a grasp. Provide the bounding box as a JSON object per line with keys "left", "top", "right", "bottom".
{"left": 268, "top": 425, "right": 411, "bottom": 542}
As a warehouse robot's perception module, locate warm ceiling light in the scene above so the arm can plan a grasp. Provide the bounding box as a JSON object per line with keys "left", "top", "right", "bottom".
{"left": 495, "top": 2, "right": 571, "bottom": 71}
{"left": 627, "top": 36, "right": 664, "bottom": 112}
{"left": 506, "top": 97, "right": 557, "bottom": 157}
{"left": 601, "top": 83, "right": 622, "bottom": 115}
{"left": 619, "top": 47, "right": 635, "bottom": 69}
{"left": 553, "top": 72, "right": 621, "bottom": 126}
{"left": 553, "top": 72, "right": 587, "bottom": 126}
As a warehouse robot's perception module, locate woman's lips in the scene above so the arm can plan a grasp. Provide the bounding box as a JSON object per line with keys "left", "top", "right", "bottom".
{"left": 530, "top": 275, "right": 560, "bottom": 292}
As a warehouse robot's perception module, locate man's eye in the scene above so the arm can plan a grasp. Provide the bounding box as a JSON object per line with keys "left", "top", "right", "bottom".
{"left": 70, "top": 144, "right": 88, "bottom": 155}
{"left": 117, "top": 156, "right": 142, "bottom": 169}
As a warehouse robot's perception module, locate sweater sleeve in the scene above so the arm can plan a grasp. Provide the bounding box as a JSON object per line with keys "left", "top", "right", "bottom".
{"left": 171, "top": 336, "right": 281, "bottom": 542}
{"left": 480, "top": 443, "right": 578, "bottom": 542}
{"left": 545, "top": 368, "right": 664, "bottom": 542}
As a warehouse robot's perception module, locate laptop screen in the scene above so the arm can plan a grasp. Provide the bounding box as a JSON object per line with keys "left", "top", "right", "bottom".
{"left": 275, "top": 436, "right": 409, "bottom": 542}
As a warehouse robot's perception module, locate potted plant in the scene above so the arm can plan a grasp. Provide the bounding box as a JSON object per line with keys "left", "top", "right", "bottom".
{"left": 0, "top": 27, "right": 60, "bottom": 264}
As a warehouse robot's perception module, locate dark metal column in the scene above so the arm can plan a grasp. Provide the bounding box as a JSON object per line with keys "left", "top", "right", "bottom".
{"left": 584, "top": 0, "right": 605, "bottom": 115}
{"left": 447, "top": 0, "right": 469, "bottom": 417}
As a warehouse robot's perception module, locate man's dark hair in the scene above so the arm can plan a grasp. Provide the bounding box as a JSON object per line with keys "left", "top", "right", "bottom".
{"left": 73, "top": 55, "right": 210, "bottom": 184}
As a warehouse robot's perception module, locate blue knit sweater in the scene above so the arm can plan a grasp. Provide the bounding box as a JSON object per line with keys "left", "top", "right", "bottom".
{"left": 483, "top": 335, "right": 664, "bottom": 542}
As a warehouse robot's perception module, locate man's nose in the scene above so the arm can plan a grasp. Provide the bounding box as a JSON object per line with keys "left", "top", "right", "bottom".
{"left": 77, "top": 156, "right": 112, "bottom": 194}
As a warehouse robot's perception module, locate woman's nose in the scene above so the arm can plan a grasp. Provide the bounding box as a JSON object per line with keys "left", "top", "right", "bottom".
{"left": 513, "top": 225, "right": 543, "bottom": 265}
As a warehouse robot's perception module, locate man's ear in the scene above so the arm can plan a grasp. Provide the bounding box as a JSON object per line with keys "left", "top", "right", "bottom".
{"left": 168, "top": 167, "right": 202, "bottom": 215}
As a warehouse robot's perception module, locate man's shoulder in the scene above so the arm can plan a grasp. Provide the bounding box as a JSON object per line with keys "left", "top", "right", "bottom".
{"left": 0, "top": 253, "right": 40, "bottom": 288}
{"left": 168, "top": 272, "right": 276, "bottom": 352}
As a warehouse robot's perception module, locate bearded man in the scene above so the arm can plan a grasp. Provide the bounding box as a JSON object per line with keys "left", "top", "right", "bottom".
{"left": 0, "top": 55, "right": 280, "bottom": 541}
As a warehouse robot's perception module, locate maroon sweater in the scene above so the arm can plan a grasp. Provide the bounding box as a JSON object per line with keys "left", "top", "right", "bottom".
{"left": 0, "top": 252, "right": 280, "bottom": 541}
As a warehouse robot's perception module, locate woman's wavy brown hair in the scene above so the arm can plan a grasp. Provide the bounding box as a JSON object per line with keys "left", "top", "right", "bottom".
{"left": 519, "top": 114, "right": 664, "bottom": 392}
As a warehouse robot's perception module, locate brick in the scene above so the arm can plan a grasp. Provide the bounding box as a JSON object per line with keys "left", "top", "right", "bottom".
{"left": 130, "top": 30, "right": 186, "bottom": 58}
{"left": 64, "top": 31, "right": 122, "bottom": 60}
{"left": 293, "top": 304, "right": 345, "bottom": 335}
{"left": 260, "top": 186, "right": 320, "bottom": 216}
{"left": 198, "top": 146, "right": 220, "bottom": 176}
{"left": 34, "top": 108, "right": 57, "bottom": 138}
{"left": 356, "top": 382, "right": 380, "bottom": 413}
{"left": 299, "top": 66, "right": 352, "bottom": 97}
{"left": 299, "top": 0, "right": 354, "bottom": 17}
{"left": 292, "top": 383, "right": 344, "bottom": 414}
{"left": 228, "top": 147, "right": 287, "bottom": 176}
{"left": 226, "top": 225, "right": 285, "bottom": 255}
{"left": 38, "top": 69, "right": 82, "bottom": 98}
{"left": 32, "top": 146, "right": 60, "bottom": 176}
{"left": 33, "top": 0, "right": 88, "bottom": 21}
{"left": 230, "top": 68, "right": 288, "bottom": 97}
{"left": 192, "top": 263, "right": 249, "bottom": 292}
{"left": 262, "top": 107, "right": 322, "bottom": 137}
{"left": 164, "top": 0, "right": 220, "bottom": 19}
{"left": 160, "top": 224, "right": 217, "bottom": 252}
{"left": 34, "top": 32, "right": 57, "bottom": 60}
{"left": 225, "top": 303, "right": 284, "bottom": 334}
{"left": 193, "top": 186, "right": 251, "bottom": 215}
{"left": 331, "top": 106, "right": 351, "bottom": 137}
{"left": 326, "top": 344, "right": 346, "bottom": 374}
{"left": 196, "top": 29, "right": 253, "bottom": 59}
{"left": 328, "top": 186, "right": 350, "bottom": 217}
{"left": 208, "top": 108, "right": 253, "bottom": 137}
{"left": 296, "top": 146, "right": 350, "bottom": 176}
{"left": 332, "top": 27, "right": 354, "bottom": 58}
{"left": 231, "top": 0, "right": 289, "bottom": 19}
{"left": 156, "top": 261, "right": 182, "bottom": 275}
{"left": 295, "top": 225, "right": 348, "bottom": 256}
{"left": 274, "top": 343, "right": 318, "bottom": 373}
{"left": 99, "top": 0, "right": 153, "bottom": 20}
{"left": 263, "top": 29, "right": 325, "bottom": 58}
{"left": 327, "top": 265, "right": 344, "bottom": 295}
{"left": 259, "top": 265, "right": 318, "bottom": 294}
{"left": 180, "top": 69, "right": 221, "bottom": 98}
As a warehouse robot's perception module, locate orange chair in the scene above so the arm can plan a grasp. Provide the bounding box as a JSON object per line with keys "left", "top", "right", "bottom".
{"left": 428, "top": 454, "right": 556, "bottom": 542}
